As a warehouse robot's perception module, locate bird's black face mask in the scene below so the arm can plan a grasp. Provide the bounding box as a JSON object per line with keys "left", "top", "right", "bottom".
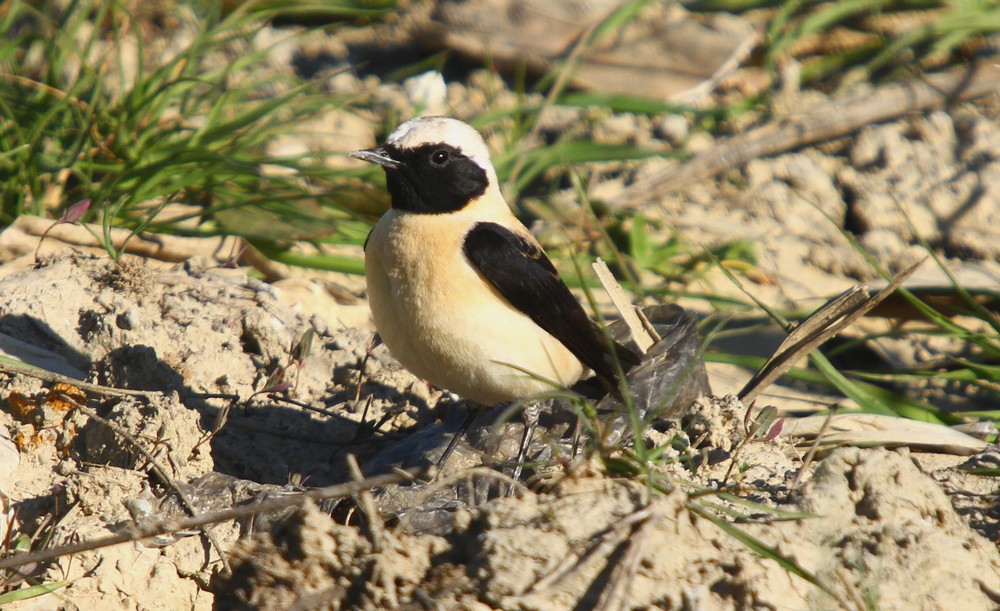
{"left": 379, "top": 143, "right": 489, "bottom": 214}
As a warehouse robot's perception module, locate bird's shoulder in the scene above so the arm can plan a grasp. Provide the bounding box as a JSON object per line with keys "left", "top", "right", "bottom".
{"left": 462, "top": 221, "right": 556, "bottom": 276}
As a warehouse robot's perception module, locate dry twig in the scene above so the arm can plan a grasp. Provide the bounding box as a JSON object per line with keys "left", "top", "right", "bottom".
{"left": 0, "top": 359, "right": 158, "bottom": 400}
{"left": 788, "top": 406, "right": 838, "bottom": 495}
{"left": 346, "top": 454, "right": 384, "bottom": 553}
{"left": 0, "top": 467, "right": 426, "bottom": 572}
{"left": 526, "top": 506, "right": 655, "bottom": 596}
{"left": 594, "top": 513, "right": 657, "bottom": 611}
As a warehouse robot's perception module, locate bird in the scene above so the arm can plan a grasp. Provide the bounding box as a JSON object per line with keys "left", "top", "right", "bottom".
{"left": 351, "top": 116, "right": 639, "bottom": 464}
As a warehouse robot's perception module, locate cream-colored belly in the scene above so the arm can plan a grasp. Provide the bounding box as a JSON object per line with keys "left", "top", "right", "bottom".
{"left": 365, "top": 210, "right": 584, "bottom": 405}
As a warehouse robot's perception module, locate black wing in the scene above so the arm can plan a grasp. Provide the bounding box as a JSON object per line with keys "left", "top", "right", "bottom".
{"left": 463, "top": 222, "right": 639, "bottom": 383}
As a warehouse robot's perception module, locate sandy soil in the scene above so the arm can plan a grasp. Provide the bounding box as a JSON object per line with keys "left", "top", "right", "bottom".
{"left": 2, "top": 5, "right": 1000, "bottom": 610}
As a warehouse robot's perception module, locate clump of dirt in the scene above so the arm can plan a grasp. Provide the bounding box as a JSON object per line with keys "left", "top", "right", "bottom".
{"left": 217, "top": 500, "right": 447, "bottom": 609}
{"left": 642, "top": 101, "right": 1000, "bottom": 298}
{"left": 214, "top": 448, "right": 1000, "bottom": 610}
{"left": 796, "top": 448, "right": 1000, "bottom": 609}
{"left": 0, "top": 254, "right": 440, "bottom": 485}
{"left": 841, "top": 109, "right": 1000, "bottom": 262}
{"left": 0, "top": 254, "right": 439, "bottom": 608}
{"left": 80, "top": 394, "right": 213, "bottom": 475}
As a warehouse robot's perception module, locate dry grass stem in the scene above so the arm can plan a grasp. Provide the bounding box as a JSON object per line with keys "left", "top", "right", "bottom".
{"left": 593, "top": 258, "right": 654, "bottom": 352}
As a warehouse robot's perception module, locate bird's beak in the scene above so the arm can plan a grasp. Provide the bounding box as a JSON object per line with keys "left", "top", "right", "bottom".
{"left": 349, "top": 147, "right": 401, "bottom": 170}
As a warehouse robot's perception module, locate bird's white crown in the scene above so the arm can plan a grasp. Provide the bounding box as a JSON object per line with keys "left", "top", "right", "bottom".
{"left": 387, "top": 116, "right": 496, "bottom": 180}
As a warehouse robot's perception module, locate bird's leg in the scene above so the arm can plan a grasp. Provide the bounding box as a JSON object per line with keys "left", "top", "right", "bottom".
{"left": 571, "top": 415, "right": 583, "bottom": 458}
{"left": 512, "top": 400, "right": 541, "bottom": 482}
{"left": 436, "top": 408, "right": 477, "bottom": 471}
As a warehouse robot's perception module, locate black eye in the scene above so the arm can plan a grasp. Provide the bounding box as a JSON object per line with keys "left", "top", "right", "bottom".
{"left": 430, "top": 149, "right": 450, "bottom": 166}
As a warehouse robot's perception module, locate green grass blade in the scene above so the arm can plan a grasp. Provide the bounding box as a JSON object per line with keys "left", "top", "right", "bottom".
{"left": 249, "top": 241, "right": 366, "bottom": 275}
{"left": 0, "top": 581, "right": 68, "bottom": 604}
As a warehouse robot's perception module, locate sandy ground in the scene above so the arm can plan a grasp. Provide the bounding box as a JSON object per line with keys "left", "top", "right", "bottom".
{"left": 1, "top": 252, "right": 997, "bottom": 610}
{"left": 3, "top": 5, "right": 1000, "bottom": 610}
